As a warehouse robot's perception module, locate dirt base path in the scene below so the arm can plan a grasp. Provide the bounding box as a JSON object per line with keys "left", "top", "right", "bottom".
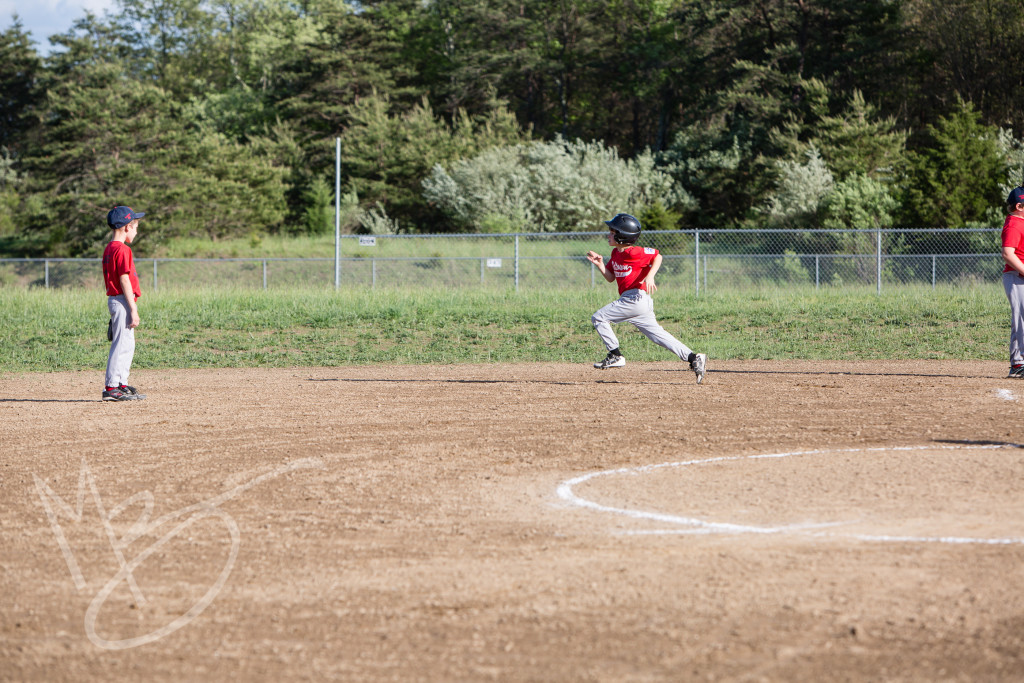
{"left": 3, "top": 361, "right": 1024, "bottom": 681}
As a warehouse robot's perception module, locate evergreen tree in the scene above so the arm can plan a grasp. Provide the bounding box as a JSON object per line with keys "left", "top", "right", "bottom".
{"left": 589, "top": 0, "right": 695, "bottom": 153}
{"left": 658, "top": 56, "right": 801, "bottom": 229}
{"left": 898, "top": 98, "right": 1006, "bottom": 229}
{"left": 116, "top": 0, "right": 218, "bottom": 92}
{"left": 276, "top": 0, "right": 421, "bottom": 142}
{"left": 412, "top": 0, "right": 531, "bottom": 120}
{"left": 23, "top": 59, "right": 289, "bottom": 254}
{"left": 0, "top": 19, "right": 43, "bottom": 245}
{"left": 0, "top": 19, "right": 43, "bottom": 153}
{"left": 902, "top": 0, "right": 1024, "bottom": 133}
{"left": 771, "top": 85, "right": 907, "bottom": 181}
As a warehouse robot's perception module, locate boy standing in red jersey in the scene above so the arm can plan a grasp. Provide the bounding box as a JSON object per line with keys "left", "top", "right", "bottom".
{"left": 1002, "top": 188, "right": 1024, "bottom": 378}
{"left": 585, "top": 213, "right": 706, "bottom": 384}
{"left": 102, "top": 206, "right": 147, "bottom": 401}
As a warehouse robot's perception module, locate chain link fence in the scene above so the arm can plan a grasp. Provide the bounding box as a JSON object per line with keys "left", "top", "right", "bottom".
{"left": 0, "top": 228, "right": 1004, "bottom": 293}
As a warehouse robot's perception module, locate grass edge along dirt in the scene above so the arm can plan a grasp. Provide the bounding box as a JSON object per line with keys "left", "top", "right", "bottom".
{"left": 0, "top": 285, "right": 1007, "bottom": 374}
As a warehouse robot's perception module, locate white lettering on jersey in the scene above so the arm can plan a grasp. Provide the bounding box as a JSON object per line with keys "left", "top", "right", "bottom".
{"left": 612, "top": 262, "right": 632, "bottom": 278}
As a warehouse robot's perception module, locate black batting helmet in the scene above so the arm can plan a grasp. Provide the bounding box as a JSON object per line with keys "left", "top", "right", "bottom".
{"left": 605, "top": 213, "right": 641, "bottom": 244}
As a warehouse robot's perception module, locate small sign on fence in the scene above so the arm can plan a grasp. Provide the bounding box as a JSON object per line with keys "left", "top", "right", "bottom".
{"left": 487, "top": 258, "right": 502, "bottom": 268}
{"left": 358, "top": 236, "right": 377, "bottom": 247}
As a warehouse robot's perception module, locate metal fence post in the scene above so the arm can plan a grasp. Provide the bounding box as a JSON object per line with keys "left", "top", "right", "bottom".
{"left": 815, "top": 255, "right": 820, "bottom": 289}
{"left": 153, "top": 259, "right": 158, "bottom": 291}
{"left": 335, "top": 137, "right": 341, "bottom": 290}
{"left": 514, "top": 234, "right": 520, "bottom": 291}
{"left": 876, "top": 230, "right": 882, "bottom": 294}
{"left": 480, "top": 258, "right": 485, "bottom": 284}
{"left": 263, "top": 259, "right": 267, "bottom": 289}
{"left": 44, "top": 259, "right": 49, "bottom": 288}
{"left": 932, "top": 255, "right": 936, "bottom": 289}
{"left": 694, "top": 230, "right": 700, "bottom": 295}
{"left": 372, "top": 259, "right": 377, "bottom": 288}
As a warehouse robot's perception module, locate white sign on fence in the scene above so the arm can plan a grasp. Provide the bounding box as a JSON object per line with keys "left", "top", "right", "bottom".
{"left": 486, "top": 258, "right": 502, "bottom": 268}
{"left": 359, "top": 236, "right": 377, "bottom": 247}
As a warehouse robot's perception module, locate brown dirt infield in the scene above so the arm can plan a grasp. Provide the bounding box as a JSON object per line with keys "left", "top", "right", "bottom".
{"left": 3, "top": 360, "right": 1024, "bottom": 681}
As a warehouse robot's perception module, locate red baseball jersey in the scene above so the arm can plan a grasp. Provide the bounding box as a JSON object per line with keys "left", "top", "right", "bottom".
{"left": 608, "top": 246, "right": 659, "bottom": 294}
{"left": 102, "top": 241, "right": 141, "bottom": 300}
{"left": 1003, "top": 215, "right": 1024, "bottom": 273}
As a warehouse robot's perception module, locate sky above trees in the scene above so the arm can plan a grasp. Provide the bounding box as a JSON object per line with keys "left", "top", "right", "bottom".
{"left": 1, "top": 0, "right": 114, "bottom": 55}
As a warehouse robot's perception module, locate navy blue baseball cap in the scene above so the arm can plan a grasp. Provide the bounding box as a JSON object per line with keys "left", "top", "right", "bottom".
{"left": 107, "top": 206, "right": 145, "bottom": 229}
{"left": 1008, "top": 187, "right": 1024, "bottom": 208}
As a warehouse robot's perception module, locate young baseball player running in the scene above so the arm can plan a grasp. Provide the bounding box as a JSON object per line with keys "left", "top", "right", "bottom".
{"left": 586, "top": 213, "right": 706, "bottom": 384}
{"left": 1002, "top": 187, "right": 1024, "bottom": 378}
{"left": 102, "top": 206, "right": 146, "bottom": 401}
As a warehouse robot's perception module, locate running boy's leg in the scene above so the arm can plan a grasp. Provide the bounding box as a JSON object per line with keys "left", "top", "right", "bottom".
{"left": 629, "top": 291, "right": 693, "bottom": 361}
{"left": 591, "top": 291, "right": 649, "bottom": 351}
{"left": 106, "top": 295, "right": 136, "bottom": 388}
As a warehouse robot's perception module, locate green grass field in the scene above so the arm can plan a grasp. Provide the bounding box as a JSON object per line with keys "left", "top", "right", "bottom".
{"left": 0, "top": 285, "right": 1008, "bottom": 374}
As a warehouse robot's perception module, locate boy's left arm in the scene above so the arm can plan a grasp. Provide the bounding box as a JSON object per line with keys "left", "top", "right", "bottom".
{"left": 119, "top": 273, "right": 140, "bottom": 328}
{"left": 642, "top": 253, "right": 663, "bottom": 293}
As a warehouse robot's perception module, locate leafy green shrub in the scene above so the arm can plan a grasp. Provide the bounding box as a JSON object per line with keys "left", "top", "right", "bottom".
{"left": 765, "top": 147, "right": 834, "bottom": 227}
{"left": 357, "top": 202, "right": 399, "bottom": 235}
{"left": 638, "top": 201, "right": 683, "bottom": 231}
{"left": 423, "top": 137, "right": 682, "bottom": 232}
{"left": 822, "top": 173, "right": 898, "bottom": 230}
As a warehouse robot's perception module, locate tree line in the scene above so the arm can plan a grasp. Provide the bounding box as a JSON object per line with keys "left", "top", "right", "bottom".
{"left": 2, "top": 0, "right": 1024, "bottom": 257}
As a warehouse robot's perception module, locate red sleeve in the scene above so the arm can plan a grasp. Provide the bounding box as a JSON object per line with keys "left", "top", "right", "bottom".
{"left": 1002, "top": 217, "right": 1024, "bottom": 248}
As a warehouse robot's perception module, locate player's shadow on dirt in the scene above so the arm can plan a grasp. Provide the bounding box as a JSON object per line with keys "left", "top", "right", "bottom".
{"left": 655, "top": 368, "right": 991, "bottom": 379}
{"left": 307, "top": 378, "right": 587, "bottom": 386}
{"left": 310, "top": 369, "right": 999, "bottom": 384}
{"left": 0, "top": 398, "right": 98, "bottom": 403}
{"left": 933, "top": 438, "right": 1024, "bottom": 449}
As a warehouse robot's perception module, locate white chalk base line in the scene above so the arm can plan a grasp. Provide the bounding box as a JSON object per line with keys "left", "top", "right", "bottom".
{"left": 556, "top": 444, "right": 1024, "bottom": 545}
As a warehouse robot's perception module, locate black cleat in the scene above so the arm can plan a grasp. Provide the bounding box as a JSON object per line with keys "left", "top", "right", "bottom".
{"left": 593, "top": 352, "right": 626, "bottom": 369}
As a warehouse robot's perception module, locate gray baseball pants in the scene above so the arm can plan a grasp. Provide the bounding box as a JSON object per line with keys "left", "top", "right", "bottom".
{"left": 106, "top": 295, "right": 136, "bottom": 387}
{"left": 1004, "top": 271, "right": 1024, "bottom": 366}
{"left": 592, "top": 288, "right": 692, "bottom": 360}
